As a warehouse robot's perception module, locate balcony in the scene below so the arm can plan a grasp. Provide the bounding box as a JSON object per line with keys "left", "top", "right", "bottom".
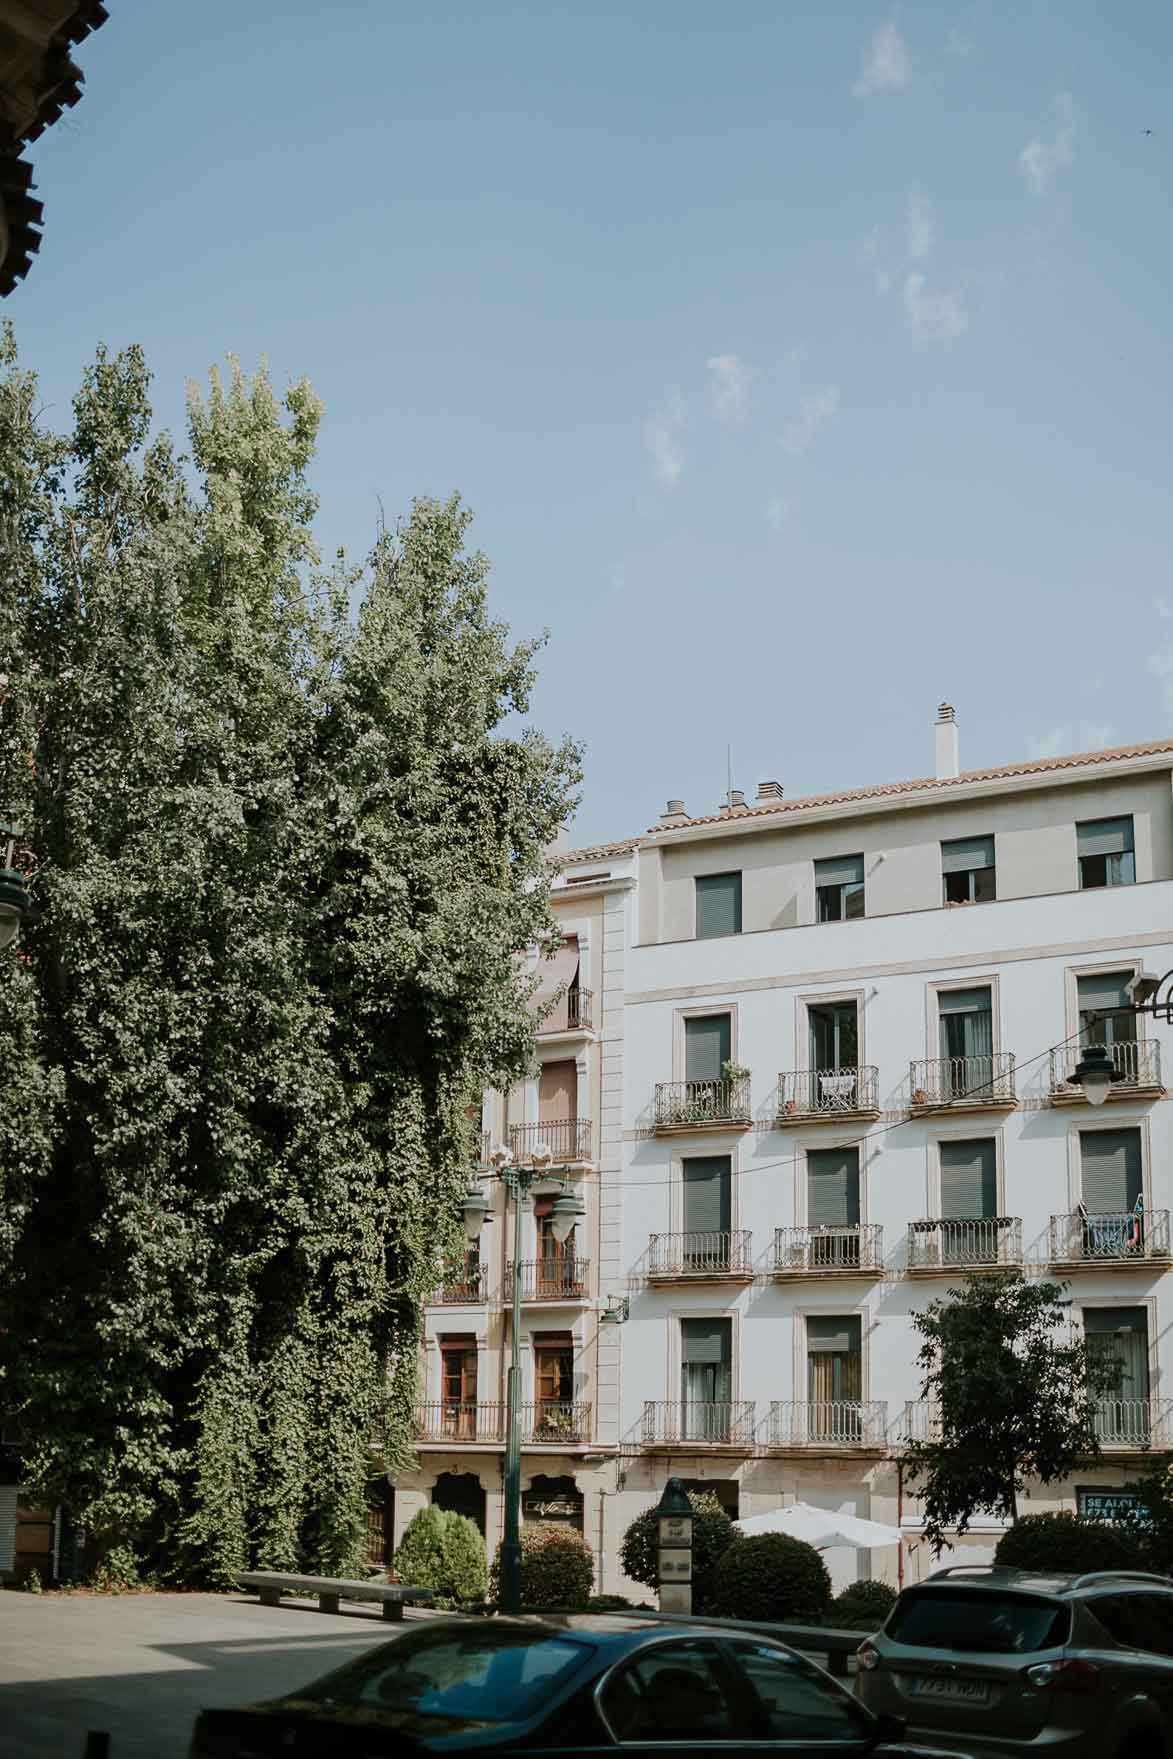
{"left": 431, "top": 1265, "right": 489, "bottom": 1304}
{"left": 522, "top": 1401, "right": 591, "bottom": 1445}
{"left": 777, "top": 1067, "right": 880, "bottom": 1124}
{"left": 907, "top": 1217, "right": 1023, "bottom": 1275}
{"left": 506, "top": 1257, "right": 590, "bottom": 1302}
{"left": 909, "top": 1054, "right": 1016, "bottom": 1114}
{"left": 638, "top": 1400, "right": 756, "bottom": 1449}
{"left": 1093, "top": 1399, "right": 1173, "bottom": 1450}
{"left": 647, "top": 1230, "right": 753, "bottom": 1283}
{"left": 897, "top": 1400, "right": 939, "bottom": 1447}
{"left": 763, "top": 1400, "right": 888, "bottom": 1451}
{"left": 537, "top": 988, "right": 593, "bottom": 1035}
{"left": 771, "top": 1224, "right": 883, "bottom": 1278}
{"left": 416, "top": 1402, "right": 506, "bottom": 1443}
{"left": 508, "top": 1119, "right": 593, "bottom": 1165}
{"left": 1050, "top": 1040, "right": 1163, "bottom": 1105}
{"left": 1049, "top": 1209, "right": 1171, "bottom": 1267}
{"left": 654, "top": 1078, "right": 751, "bottom": 1133}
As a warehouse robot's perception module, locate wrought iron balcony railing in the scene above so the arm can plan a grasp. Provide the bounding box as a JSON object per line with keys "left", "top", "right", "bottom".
{"left": 432, "top": 1265, "right": 488, "bottom": 1304}
{"left": 506, "top": 1257, "right": 590, "bottom": 1301}
{"left": 508, "top": 1119, "right": 593, "bottom": 1164}
{"left": 1093, "top": 1399, "right": 1173, "bottom": 1448}
{"left": 415, "top": 1402, "right": 506, "bottom": 1442}
{"left": 897, "top": 1400, "right": 940, "bottom": 1446}
{"left": 639, "top": 1400, "right": 756, "bottom": 1446}
{"left": 909, "top": 1053, "right": 1016, "bottom": 1109}
{"left": 772, "top": 1224, "right": 883, "bottom": 1276}
{"left": 654, "top": 1078, "right": 751, "bottom": 1129}
{"left": 764, "top": 1400, "right": 888, "bottom": 1449}
{"left": 523, "top": 1401, "right": 591, "bottom": 1444}
{"left": 908, "top": 1217, "right": 1023, "bottom": 1272}
{"left": 647, "top": 1230, "right": 753, "bottom": 1279}
{"left": 537, "top": 988, "right": 593, "bottom": 1034}
{"left": 1050, "top": 1209, "right": 1170, "bottom": 1264}
{"left": 778, "top": 1067, "right": 880, "bottom": 1120}
{"left": 1050, "top": 1040, "right": 1163, "bottom": 1098}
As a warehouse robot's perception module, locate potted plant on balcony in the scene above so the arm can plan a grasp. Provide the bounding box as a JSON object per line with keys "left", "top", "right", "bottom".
{"left": 722, "top": 1059, "right": 752, "bottom": 1121}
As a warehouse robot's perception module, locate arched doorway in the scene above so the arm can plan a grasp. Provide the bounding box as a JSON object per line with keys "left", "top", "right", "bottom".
{"left": 522, "top": 1473, "right": 583, "bottom": 1532}
{"left": 432, "top": 1470, "right": 486, "bottom": 1536}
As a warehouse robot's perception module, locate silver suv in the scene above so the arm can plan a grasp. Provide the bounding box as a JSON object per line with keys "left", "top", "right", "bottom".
{"left": 856, "top": 1566, "right": 1173, "bottom": 1759}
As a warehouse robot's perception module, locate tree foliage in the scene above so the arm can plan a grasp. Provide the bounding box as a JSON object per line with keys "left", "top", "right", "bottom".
{"left": 994, "top": 1512, "right": 1143, "bottom": 1573}
{"left": 905, "top": 1273, "right": 1114, "bottom": 1552}
{"left": 0, "top": 327, "right": 580, "bottom": 1582}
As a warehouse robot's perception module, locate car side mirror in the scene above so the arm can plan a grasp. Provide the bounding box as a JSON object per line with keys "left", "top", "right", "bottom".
{"left": 872, "top": 1710, "right": 908, "bottom": 1746}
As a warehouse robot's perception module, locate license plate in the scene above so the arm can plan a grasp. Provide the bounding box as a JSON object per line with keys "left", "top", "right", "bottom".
{"left": 909, "top": 1675, "right": 990, "bottom": 1705}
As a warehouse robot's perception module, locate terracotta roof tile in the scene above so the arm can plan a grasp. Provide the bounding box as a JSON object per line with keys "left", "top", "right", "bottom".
{"left": 554, "top": 837, "right": 638, "bottom": 867}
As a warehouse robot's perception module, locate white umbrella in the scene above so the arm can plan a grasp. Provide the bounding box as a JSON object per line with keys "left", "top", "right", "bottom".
{"left": 735, "top": 1501, "right": 901, "bottom": 1550}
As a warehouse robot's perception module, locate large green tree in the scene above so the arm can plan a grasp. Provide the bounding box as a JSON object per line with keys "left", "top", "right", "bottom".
{"left": 905, "top": 1272, "right": 1114, "bottom": 1552}
{"left": 0, "top": 328, "right": 579, "bottom": 1583}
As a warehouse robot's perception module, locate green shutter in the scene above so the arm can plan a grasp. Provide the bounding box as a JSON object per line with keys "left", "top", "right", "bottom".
{"left": 939, "top": 1139, "right": 997, "bottom": 1219}
{"left": 807, "top": 1149, "right": 860, "bottom": 1227}
{"left": 685, "top": 1014, "right": 732, "bottom": 1082}
{"left": 1080, "top": 1129, "right": 1142, "bottom": 1212}
{"left": 683, "top": 1157, "right": 731, "bottom": 1234}
{"left": 806, "top": 1315, "right": 862, "bottom": 1354}
{"left": 695, "top": 872, "right": 742, "bottom": 939}
{"left": 1077, "top": 817, "right": 1134, "bottom": 857}
{"left": 814, "top": 853, "right": 864, "bottom": 887}
{"left": 941, "top": 835, "right": 994, "bottom": 874}
{"left": 938, "top": 987, "right": 993, "bottom": 1015}
{"left": 681, "top": 1318, "right": 732, "bottom": 1364}
{"left": 1077, "top": 972, "right": 1132, "bottom": 1012}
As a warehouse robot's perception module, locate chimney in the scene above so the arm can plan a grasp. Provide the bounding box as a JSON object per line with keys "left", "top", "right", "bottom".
{"left": 935, "top": 703, "right": 959, "bottom": 780}
{"left": 720, "top": 788, "right": 748, "bottom": 816}
{"left": 756, "top": 780, "right": 784, "bottom": 802}
{"left": 659, "top": 799, "right": 689, "bottom": 827}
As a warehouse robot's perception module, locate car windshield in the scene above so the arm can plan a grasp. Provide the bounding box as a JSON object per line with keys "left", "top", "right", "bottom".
{"left": 301, "top": 1627, "right": 592, "bottom": 1723}
{"left": 888, "top": 1589, "right": 1070, "bottom": 1654}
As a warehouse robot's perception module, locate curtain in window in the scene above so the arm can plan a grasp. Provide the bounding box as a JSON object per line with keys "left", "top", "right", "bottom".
{"left": 939, "top": 988, "right": 994, "bottom": 1093}
{"left": 681, "top": 1320, "right": 732, "bottom": 1437}
{"left": 1086, "top": 1308, "right": 1149, "bottom": 1443}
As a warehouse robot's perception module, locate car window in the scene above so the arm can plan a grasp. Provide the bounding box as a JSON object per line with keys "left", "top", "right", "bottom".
{"left": 598, "top": 1640, "right": 751, "bottom": 1743}
{"left": 304, "top": 1628, "right": 591, "bottom": 1723}
{"left": 1089, "top": 1594, "right": 1142, "bottom": 1648}
{"left": 887, "top": 1589, "right": 1070, "bottom": 1654}
{"left": 726, "top": 1641, "right": 871, "bottom": 1741}
{"left": 1094, "top": 1593, "right": 1173, "bottom": 1657}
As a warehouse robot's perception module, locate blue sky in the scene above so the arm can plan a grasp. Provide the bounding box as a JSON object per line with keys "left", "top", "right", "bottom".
{"left": 15, "top": 1, "right": 1173, "bottom": 846}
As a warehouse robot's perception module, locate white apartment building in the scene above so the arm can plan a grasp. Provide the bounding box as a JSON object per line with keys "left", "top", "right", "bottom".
{"left": 396, "top": 710, "right": 1173, "bottom": 1597}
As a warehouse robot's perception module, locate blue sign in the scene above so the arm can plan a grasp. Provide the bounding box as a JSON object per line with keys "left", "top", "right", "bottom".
{"left": 1077, "top": 1488, "right": 1142, "bottom": 1523}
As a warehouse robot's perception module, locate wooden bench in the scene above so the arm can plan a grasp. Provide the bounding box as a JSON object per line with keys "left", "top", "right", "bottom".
{"left": 238, "top": 1570, "right": 433, "bottom": 1621}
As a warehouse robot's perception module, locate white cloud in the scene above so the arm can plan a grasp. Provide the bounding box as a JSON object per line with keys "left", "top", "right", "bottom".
{"left": 1027, "top": 721, "right": 1116, "bottom": 760}
{"left": 1020, "top": 92, "right": 1074, "bottom": 194}
{"left": 906, "top": 192, "right": 933, "bottom": 262}
{"left": 903, "top": 272, "right": 967, "bottom": 340}
{"left": 644, "top": 391, "right": 687, "bottom": 488}
{"left": 780, "top": 386, "right": 839, "bottom": 458}
{"left": 853, "top": 16, "right": 910, "bottom": 96}
{"left": 860, "top": 227, "right": 893, "bottom": 295}
{"left": 765, "top": 494, "right": 795, "bottom": 530}
{"left": 707, "top": 354, "right": 749, "bottom": 424}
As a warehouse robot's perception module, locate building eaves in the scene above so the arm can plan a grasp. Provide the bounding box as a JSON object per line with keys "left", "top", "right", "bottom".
{"left": 553, "top": 837, "right": 639, "bottom": 867}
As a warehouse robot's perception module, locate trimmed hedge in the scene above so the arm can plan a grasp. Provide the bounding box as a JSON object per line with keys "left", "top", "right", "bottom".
{"left": 711, "top": 1533, "right": 832, "bottom": 1623}
{"left": 620, "top": 1490, "right": 735, "bottom": 1614}
{"left": 994, "top": 1512, "right": 1144, "bottom": 1574}
{"left": 825, "top": 1578, "right": 898, "bottom": 1630}
{"left": 490, "top": 1523, "right": 594, "bottom": 1610}
{"left": 392, "top": 1506, "right": 487, "bottom": 1608}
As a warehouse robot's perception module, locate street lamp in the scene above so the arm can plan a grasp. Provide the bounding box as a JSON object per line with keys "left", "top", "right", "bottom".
{"left": 1069, "top": 1042, "right": 1119, "bottom": 1107}
{"left": 461, "top": 1142, "right": 586, "bottom": 1614}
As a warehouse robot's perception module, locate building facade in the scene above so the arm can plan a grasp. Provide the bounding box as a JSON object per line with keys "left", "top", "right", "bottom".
{"left": 398, "top": 711, "right": 1173, "bottom": 1597}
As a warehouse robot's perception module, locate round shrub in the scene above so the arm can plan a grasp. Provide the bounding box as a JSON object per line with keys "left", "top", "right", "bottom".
{"left": 711, "top": 1533, "right": 832, "bottom": 1623}
{"left": 587, "top": 1593, "right": 646, "bottom": 1611}
{"left": 994, "top": 1512, "right": 1144, "bottom": 1574}
{"left": 826, "top": 1578, "right": 898, "bottom": 1630}
{"left": 393, "top": 1505, "right": 487, "bottom": 1608}
{"left": 490, "top": 1522, "right": 594, "bottom": 1610}
{"left": 620, "top": 1490, "right": 735, "bottom": 1614}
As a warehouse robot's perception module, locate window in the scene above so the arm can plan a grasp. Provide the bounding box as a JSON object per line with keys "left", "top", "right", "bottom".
{"left": 534, "top": 1198, "right": 578, "bottom": 1292}
{"left": 326, "top": 1627, "right": 591, "bottom": 1722}
{"left": 815, "top": 853, "right": 865, "bottom": 922}
{"left": 440, "top": 1335, "right": 477, "bottom": 1437}
{"left": 1080, "top": 1127, "right": 1142, "bottom": 1214}
{"left": 1078, "top": 816, "right": 1135, "bottom": 889}
{"left": 1085, "top": 1308, "right": 1149, "bottom": 1444}
{"left": 942, "top": 834, "right": 996, "bottom": 905}
{"left": 886, "top": 1589, "right": 1070, "bottom": 1652}
{"left": 939, "top": 1138, "right": 997, "bottom": 1262}
{"left": 809, "top": 1001, "right": 859, "bottom": 1071}
{"left": 806, "top": 1316, "right": 862, "bottom": 1439}
{"left": 807, "top": 1148, "right": 861, "bottom": 1267}
{"left": 684, "top": 1013, "right": 732, "bottom": 1083}
{"left": 938, "top": 986, "right": 994, "bottom": 1093}
{"left": 695, "top": 871, "right": 742, "bottom": 939}
{"left": 682, "top": 1156, "right": 732, "bottom": 1261}
{"left": 727, "top": 1641, "right": 869, "bottom": 1741}
{"left": 534, "top": 1331, "right": 574, "bottom": 1430}
{"left": 598, "top": 1639, "right": 750, "bottom": 1743}
{"left": 681, "top": 1318, "right": 733, "bottom": 1439}
{"left": 1077, "top": 972, "right": 1137, "bottom": 1053}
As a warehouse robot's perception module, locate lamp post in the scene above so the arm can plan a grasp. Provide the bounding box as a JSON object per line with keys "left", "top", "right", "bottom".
{"left": 0, "top": 823, "right": 31, "bottom": 950}
{"left": 654, "top": 1477, "right": 694, "bottom": 1614}
{"left": 462, "top": 1140, "right": 585, "bottom": 1614}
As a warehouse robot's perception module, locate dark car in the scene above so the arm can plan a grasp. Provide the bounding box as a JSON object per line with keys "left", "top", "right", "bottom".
{"left": 188, "top": 1614, "right": 957, "bottom": 1758}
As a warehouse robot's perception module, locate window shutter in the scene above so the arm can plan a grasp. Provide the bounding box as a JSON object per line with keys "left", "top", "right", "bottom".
{"left": 685, "top": 1014, "right": 732, "bottom": 1082}
{"left": 1080, "top": 1129, "right": 1142, "bottom": 1212}
{"left": 695, "top": 872, "right": 742, "bottom": 938}
{"left": 938, "top": 986, "right": 993, "bottom": 1015}
{"left": 814, "top": 853, "right": 865, "bottom": 887}
{"left": 939, "top": 1138, "right": 997, "bottom": 1219}
{"left": 807, "top": 1148, "right": 861, "bottom": 1227}
{"left": 1077, "top": 817, "right": 1134, "bottom": 857}
{"left": 683, "top": 1157, "right": 731, "bottom": 1233}
{"left": 681, "top": 1318, "right": 732, "bottom": 1365}
{"left": 941, "top": 835, "right": 994, "bottom": 874}
{"left": 806, "top": 1315, "right": 862, "bottom": 1354}
{"left": 1077, "top": 972, "right": 1132, "bottom": 1012}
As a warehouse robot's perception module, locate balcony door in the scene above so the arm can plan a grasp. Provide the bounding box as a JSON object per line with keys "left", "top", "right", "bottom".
{"left": 806, "top": 1148, "right": 860, "bottom": 1267}
{"left": 681, "top": 1317, "right": 732, "bottom": 1440}
{"left": 1086, "top": 1307, "right": 1149, "bottom": 1444}
{"left": 535, "top": 1199, "right": 578, "bottom": 1295}
{"left": 534, "top": 1331, "right": 575, "bottom": 1436}
{"left": 939, "top": 1138, "right": 997, "bottom": 1262}
{"left": 808, "top": 1003, "right": 859, "bottom": 1110}
{"left": 1079, "top": 1127, "right": 1143, "bottom": 1257}
{"left": 1078, "top": 972, "right": 1137, "bottom": 1057}
{"left": 806, "top": 1316, "right": 862, "bottom": 1440}
{"left": 539, "top": 1059, "right": 577, "bottom": 1160}
{"left": 938, "top": 987, "right": 994, "bottom": 1096}
{"left": 683, "top": 1156, "right": 731, "bottom": 1269}
{"left": 685, "top": 1014, "right": 731, "bottom": 1084}
{"left": 440, "top": 1335, "right": 477, "bottom": 1438}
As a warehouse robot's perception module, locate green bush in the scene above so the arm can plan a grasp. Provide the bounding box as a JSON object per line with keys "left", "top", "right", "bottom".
{"left": 994, "top": 1512, "right": 1144, "bottom": 1574}
{"left": 620, "top": 1491, "right": 736, "bottom": 1614}
{"left": 587, "top": 1593, "right": 645, "bottom": 1611}
{"left": 825, "top": 1579, "right": 898, "bottom": 1630}
{"left": 490, "top": 1523, "right": 594, "bottom": 1610}
{"left": 393, "top": 1506, "right": 488, "bottom": 1608}
{"left": 711, "top": 1533, "right": 832, "bottom": 1623}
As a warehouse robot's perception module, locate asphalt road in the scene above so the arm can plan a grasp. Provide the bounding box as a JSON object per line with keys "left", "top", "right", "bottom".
{"left": 0, "top": 1588, "right": 423, "bottom": 1759}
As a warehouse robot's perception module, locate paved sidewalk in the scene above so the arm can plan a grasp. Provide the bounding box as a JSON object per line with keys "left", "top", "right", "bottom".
{"left": 0, "top": 1588, "right": 421, "bottom": 1759}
